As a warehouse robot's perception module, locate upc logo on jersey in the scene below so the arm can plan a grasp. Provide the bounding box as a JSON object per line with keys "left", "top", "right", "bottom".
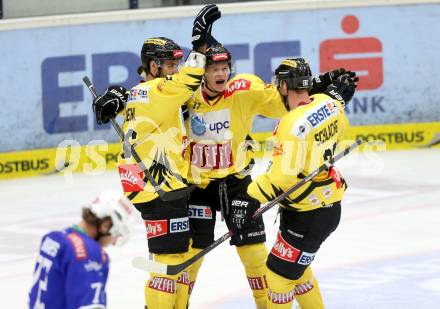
{"left": 190, "top": 115, "right": 207, "bottom": 136}
{"left": 118, "top": 164, "right": 145, "bottom": 192}
{"left": 189, "top": 109, "right": 231, "bottom": 141}
{"left": 297, "top": 251, "right": 316, "bottom": 265}
{"left": 170, "top": 217, "right": 190, "bottom": 233}
{"left": 188, "top": 205, "right": 213, "bottom": 219}
{"left": 271, "top": 232, "right": 300, "bottom": 263}
{"left": 306, "top": 100, "right": 338, "bottom": 127}
{"left": 224, "top": 78, "right": 251, "bottom": 98}
{"left": 145, "top": 220, "right": 168, "bottom": 239}
{"left": 190, "top": 141, "right": 233, "bottom": 169}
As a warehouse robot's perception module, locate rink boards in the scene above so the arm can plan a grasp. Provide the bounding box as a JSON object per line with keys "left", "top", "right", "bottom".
{"left": 1, "top": 0, "right": 440, "bottom": 179}
{"left": 1, "top": 121, "right": 439, "bottom": 180}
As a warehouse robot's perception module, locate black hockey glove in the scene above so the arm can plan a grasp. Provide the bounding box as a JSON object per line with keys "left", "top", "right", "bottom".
{"left": 324, "top": 73, "right": 358, "bottom": 107}
{"left": 310, "top": 68, "right": 358, "bottom": 95}
{"left": 230, "top": 193, "right": 260, "bottom": 233}
{"left": 93, "top": 86, "right": 128, "bottom": 125}
{"left": 192, "top": 4, "right": 221, "bottom": 49}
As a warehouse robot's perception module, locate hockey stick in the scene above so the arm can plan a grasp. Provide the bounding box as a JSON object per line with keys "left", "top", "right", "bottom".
{"left": 42, "top": 161, "right": 71, "bottom": 175}
{"left": 82, "top": 76, "right": 195, "bottom": 201}
{"left": 132, "top": 139, "right": 364, "bottom": 275}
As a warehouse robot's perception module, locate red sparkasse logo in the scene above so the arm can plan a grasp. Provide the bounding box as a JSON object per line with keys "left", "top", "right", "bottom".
{"left": 271, "top": 232, "right": 300, "bottom": 263}
{"left": 145, "top": 220, "right": 168, "bottom": 239}
{"left": 204, "top": 207, "right": 212, "bottom": 218}
{"left": 118, "top": 164, "right": 145, "bottom": 192}
{"left": 224, "top": 78, "right": 251, "bottom": 98}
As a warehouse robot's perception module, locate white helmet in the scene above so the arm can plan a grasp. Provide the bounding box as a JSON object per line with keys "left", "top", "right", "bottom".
{"left": 87, "top": 190, "right": 134, "bottom": 246}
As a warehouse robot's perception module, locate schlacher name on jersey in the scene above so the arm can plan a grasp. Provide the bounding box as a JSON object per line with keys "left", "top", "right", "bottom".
{"left": 314, "top": 120, "right": 338, "bottom": 144}
{"left": 306, "top": 100, "right": 338, "bottom": 128}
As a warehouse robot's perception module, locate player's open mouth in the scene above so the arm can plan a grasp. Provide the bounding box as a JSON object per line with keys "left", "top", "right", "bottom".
{"left": 216, "top": 80, "right": 226, "bottom": 85}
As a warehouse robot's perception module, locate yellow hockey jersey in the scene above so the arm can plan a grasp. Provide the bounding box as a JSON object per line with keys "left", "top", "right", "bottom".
{"left": 248, "top": 93, "right": 349, "bottom": 211}
{"left": 185, "top": 73, "right": 287, "bottom": 187}
{"left": 118, "top": 66, "right": 204, "bottom": 204}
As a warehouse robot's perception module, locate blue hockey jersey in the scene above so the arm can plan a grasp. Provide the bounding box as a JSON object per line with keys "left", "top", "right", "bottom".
{"left": 28, "top": 226, "right": 110, "bottom": 309}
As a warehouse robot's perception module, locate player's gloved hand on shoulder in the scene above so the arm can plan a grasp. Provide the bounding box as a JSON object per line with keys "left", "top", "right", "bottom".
{"left": 192, "top": 4, "right": 221, "bottom": 50}
{"left": 230, "top": 193, "right": 260, "bottom": 233}
{"left": 310, "top": 68, "right": 357, "bottom": 95}
{"left": 93, "top": 86, "right": 128, "bottom": 125}
{"left": 324, "top": 73, "right": 358, "bottom": 108}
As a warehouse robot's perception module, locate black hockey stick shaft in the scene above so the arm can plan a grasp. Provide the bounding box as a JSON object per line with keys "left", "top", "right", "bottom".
{"left": 82, "top": 76, "right": 195, "bottom": 201}
{"left": 142, "top": 139, "right": 363, "bottom": 275}
{"left": 251, "top": 138, "right": 362, "bottom": 219}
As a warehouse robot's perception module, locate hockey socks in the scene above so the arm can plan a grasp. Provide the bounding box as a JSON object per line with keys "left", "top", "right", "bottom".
{"left": 266, "top": 266, "right": 324, "bottom": 309}
{"left": 145, "top": 252, "right": 191, "bottom": 309}
{"left": 236, "top": 243, "right": 269, "bottom": 309}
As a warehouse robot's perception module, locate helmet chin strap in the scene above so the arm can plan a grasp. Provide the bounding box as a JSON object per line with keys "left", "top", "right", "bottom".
{"left": 282, "top": 95, "right": 290, "bottom": 111}
{"left": 148, "top": 59, "right": 163, "bottom": 79}
{"left": 278, "top": 83, "right": 291, "bottom": 111}
{"left": 203, "top": 76, "right": 222, "bottom": 98}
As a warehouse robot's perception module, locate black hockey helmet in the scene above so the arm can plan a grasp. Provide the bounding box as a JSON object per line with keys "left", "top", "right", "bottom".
{"left": 273, "top": 58, "right": 312, "bottom": 90}
{"left": 205, "top": 44, "right": 232, "bottom": 68}
{"left": 139, "top": 37, "right": 183, "bottom": 76}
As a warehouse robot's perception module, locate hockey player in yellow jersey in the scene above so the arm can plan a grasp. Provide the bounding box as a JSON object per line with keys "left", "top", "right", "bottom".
{"left": 230, "top": 58, "right": 358, "bottom": 308}
{"left": 92, "top": 5, "right": 221, "bottom": 308}
{"left": 184, "top": 43, "right": 288, "bottom": 308}
{"left": 184, "top": 45, "right": 356, "bottom": 308}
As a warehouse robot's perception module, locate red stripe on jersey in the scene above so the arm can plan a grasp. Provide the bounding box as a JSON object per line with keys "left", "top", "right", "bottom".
{"left": 66, "top": 232, "right": 88, "bottom": 260}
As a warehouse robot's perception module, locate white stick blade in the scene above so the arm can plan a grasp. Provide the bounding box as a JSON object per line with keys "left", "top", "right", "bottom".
{"left": 131, "top": 256, "right": 168, "bottom": 275}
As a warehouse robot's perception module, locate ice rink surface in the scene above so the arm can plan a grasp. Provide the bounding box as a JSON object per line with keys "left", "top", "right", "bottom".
{"left": 1, "top": 148, "right": 439, "bottom": 308}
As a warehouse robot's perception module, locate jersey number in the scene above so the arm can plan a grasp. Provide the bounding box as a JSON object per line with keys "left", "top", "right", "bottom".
{"left": 323, "top": 142, "right": 337, "bottom": 163}
{"left": 91, "top": 282, "right": 104, "bottom": 304}
{"left": 31, "top": 254, "right": 53, "bottom": 307}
